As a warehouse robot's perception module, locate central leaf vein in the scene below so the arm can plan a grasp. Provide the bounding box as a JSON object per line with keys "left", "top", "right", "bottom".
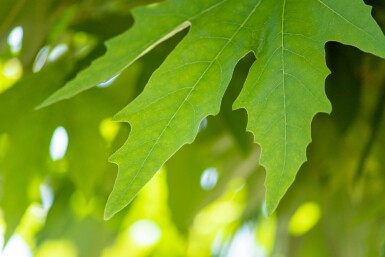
{"left": 121, "top": 1, "right": 261, "bottom": 194}
{"left": 279, "top": 0, "right": 287, "bottom": 186}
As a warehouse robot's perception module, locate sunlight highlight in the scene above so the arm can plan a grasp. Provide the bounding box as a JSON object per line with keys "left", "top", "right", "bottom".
{"left": 0, "top": 58, "right": 23, "bottom": 93}
{"left": 225, "top": 224, "right": 265, "bottom": 257}
{"left": 256, "top": 215, "right": 276, "bottom": 254}
{"left": 7, "top": 26, "right": 23, "bottom": 54}
{"left": 33, "top": 46, "right": 50, "bottom": 73}
{"left": 288, "top": 202, "right": 321, "bottom": 236}
{"left": 97, "top": 73, "right": 120, "bottom": 88}
{"left": 40, "top": 184, "right": 54, "bottom": 213}
{"left": 0, "top": 235, "right": 32, "bottom": 257}
{"left": 99, "top": 118, "right": 120, "bottom": 143}
{"left": 3, "top": 59, "right": 22, "bottom": 78}
{"left": 49, "top": 127, "right": 69, "bottom": 161}
{"left": 198, "top": 118, "right": 208, "bottom": 132}
{"left": 35, "top": 240, "right": 77, "bottom": 257}
{"left": 200, "top": 167, "right": 218, "bottom": 190}
{"left": 129, "top": 220, "right": 161, "bottom": 247}
{"left": 0, "top": 225, "right": 4, "bottom": 252}
{"left": 48, "top": 44, "right": 68, "bottom": 62}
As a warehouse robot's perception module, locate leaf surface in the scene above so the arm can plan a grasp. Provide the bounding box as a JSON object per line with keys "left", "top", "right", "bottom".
{"left": 41, "top": 0, "right": 385, "bottom": 218}
{"left": 233, "top": 0, "right": 385, "bottom": 213}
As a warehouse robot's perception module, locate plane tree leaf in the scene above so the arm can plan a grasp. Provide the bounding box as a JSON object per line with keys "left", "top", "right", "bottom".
{"left": 233, "top": 0, "right": 385, "bottom": 213}
{"left": 40, "top": 0, "right": 385, "bottom": 218}
{"left": 38, "top": 0, "right": 226, "bottom": 108}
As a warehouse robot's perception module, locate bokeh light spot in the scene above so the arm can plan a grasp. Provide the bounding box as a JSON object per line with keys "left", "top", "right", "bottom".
{"left": 40, "top": 184, "right": 54, "bottom": 213}
{"left": 200, "top": 167, "right": 218, "bottom": 190}
{"left": 49, "top": 127, "right": 69, "bottom": 161}
{"left": 35, "top": 240, "right": 77, "bottom": 257}
{"left": 99, "top": 118, "right": 120, "bottom": 144}
{"left": 129, "top": 220, "right": 161, "bottom": 247}
{"left": 1, "top": 234, "right": 32, "bottom": 257}
{"left": 48, "top": 44, "right": 68, "bottom": 62}
{"left": 7, "top": 26, "right": 23, "bottom": 54}
{"left": 33, "top": 46, "right": 50, "bottom": 73}
{"left": 288, "top": 202, "right": 321, "bottom": 236}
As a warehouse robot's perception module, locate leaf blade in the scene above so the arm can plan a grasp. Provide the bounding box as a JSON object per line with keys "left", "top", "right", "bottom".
{"left": 37, "top": 0, "right": 230, "bottom": 109}
{"left": 104, "top": 0, "right": 261, "bottom": 219}
{"left": 234, "top": 0, "right": 385, "bottom": 214}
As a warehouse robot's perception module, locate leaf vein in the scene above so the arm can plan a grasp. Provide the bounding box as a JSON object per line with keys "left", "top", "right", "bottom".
{"left": 121, "top": 0, "right": 261, "bottom": 197}
{"left": 316, "top": 0, "right": 375, "bottom": 40}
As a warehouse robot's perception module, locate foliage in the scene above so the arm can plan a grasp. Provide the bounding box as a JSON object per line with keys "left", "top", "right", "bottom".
{"left": 1, "top": 0, "right": 385, "bottom": 256}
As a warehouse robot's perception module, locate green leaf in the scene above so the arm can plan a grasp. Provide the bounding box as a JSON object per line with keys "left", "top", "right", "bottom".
{"left": 233, "top": 0, "right": 385, "bottom": 213}
{"left": 0, "top": 62, "right": 70, "bottom": 240}
{"left": 37, "top": 0, "right": 225, "bottom": 108}
{"left": 103, "top": 0, "right": 258, "bottom": 219}
{"left": 41, "top": 0, "right": 385, "bottom": 218}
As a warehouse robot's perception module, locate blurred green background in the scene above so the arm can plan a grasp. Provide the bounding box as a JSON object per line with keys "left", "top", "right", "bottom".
{"left": 1, "top": 0, "right": 385, "bottom": 256}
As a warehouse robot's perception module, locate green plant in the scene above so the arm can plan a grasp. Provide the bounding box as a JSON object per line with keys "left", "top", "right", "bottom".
{"left": 41, "top": 0, "right": 385, "bottom": 218}
{"left": 1, "top": 0, "right": 385, "bottom": 256}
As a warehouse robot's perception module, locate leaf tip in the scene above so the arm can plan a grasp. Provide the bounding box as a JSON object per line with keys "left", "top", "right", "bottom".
{"left": 103, "top": 205, "right": 116, "bottom": 220}
{"left": 35, "top": 99, "right": 51, "bottom": 110}
{"left": 263, "top": 197, "right": 279, "bottom": 217}
{"left": 104, "top": 192, "right": 124, "bottom": 220}
{"left": 36, "top": 92, "right": 67, "bottom": 110}
{"left": 264, "top": 172, "right": 296, "bottom": 217}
